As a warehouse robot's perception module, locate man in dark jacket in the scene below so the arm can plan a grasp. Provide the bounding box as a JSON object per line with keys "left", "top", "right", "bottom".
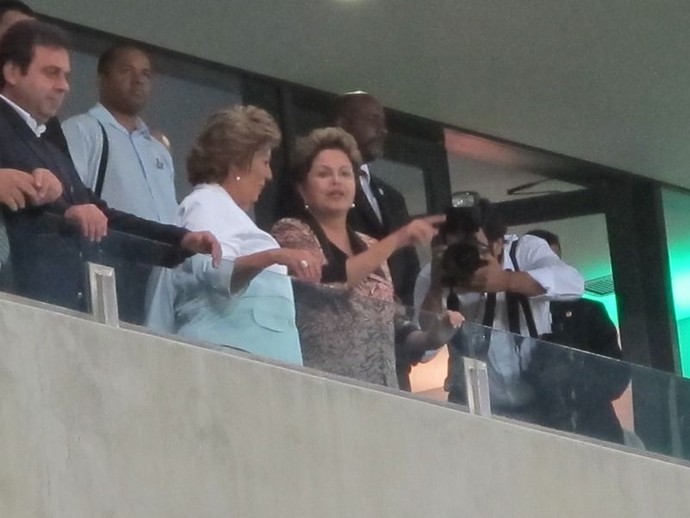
{"left": 333, "top": 92, "right": 421, "bottom": 307}
{"left": 526, "top": 229, "right": 629, "bottom": 443}
{"left": 0, "top": 20, "right": 219, "bottom": 312}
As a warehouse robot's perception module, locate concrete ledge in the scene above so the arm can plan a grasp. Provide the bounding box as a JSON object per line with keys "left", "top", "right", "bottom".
{"left": 1, "top": 294, "right": 689, "bottom": 517}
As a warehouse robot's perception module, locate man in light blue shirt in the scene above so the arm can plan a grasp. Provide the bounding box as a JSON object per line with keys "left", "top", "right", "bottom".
{"left": 62, "top": 44, "right": 177, "bottom": 225}
{"left": 62, "top": 44, "right": 178, "bottom": 323}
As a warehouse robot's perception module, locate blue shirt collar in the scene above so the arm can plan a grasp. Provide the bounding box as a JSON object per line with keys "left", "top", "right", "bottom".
{"left": 89, "top": 103, "right": 150, "bottom": 137}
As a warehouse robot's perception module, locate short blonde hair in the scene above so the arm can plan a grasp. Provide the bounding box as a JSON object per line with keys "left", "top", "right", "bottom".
{"left": 291, "top": 127, "right": 362, "bottom": 185}
{"left": 187, "top": 105, "right": 281, "bottom": 185}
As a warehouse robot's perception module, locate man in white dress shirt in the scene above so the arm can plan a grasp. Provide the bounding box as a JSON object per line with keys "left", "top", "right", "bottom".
{"left": 414, "top": 199, "right": 584, "bottom": 413}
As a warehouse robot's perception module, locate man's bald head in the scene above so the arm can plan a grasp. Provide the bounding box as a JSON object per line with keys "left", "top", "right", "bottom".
{"left": 332, "top": 92, "right": 387, "bottom": 163}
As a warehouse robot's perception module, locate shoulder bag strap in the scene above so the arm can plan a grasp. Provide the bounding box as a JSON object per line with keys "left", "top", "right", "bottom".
{"left": 94, "top": 120, "right": 109, "bottom": 198}
{"left": 509, "top": 239, "right": 539, "bottom": 338}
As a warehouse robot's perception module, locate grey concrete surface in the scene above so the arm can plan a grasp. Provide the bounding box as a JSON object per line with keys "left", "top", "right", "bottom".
{"left": 1, "top": 293, "right": 690, "bottom": 517}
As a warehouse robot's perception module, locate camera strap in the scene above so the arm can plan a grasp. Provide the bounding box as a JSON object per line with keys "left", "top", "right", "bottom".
{"left": 506, "top": 292, "right": 522, "bottom": 335}
{"left": 482, "top": 293, "right": 497, "bottom": 327}
{"left": 508, "top": 239, "right": 539, "bottom": 338}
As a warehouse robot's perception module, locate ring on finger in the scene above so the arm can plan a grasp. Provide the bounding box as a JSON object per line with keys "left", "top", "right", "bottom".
{"left": 299, "top": 259, "right": 310, "bottom": 269}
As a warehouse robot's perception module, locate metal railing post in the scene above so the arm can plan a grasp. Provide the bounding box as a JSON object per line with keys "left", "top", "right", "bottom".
{"left": 86, "top": 262, "right": 119, "bottom": 326}
{"left": 463, "top": 356, "right": 491, "bottom": 417}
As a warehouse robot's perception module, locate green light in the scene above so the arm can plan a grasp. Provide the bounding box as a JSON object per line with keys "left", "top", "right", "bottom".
{"left": 583, "top": 293, "right": 619, "bottom": 328}
{"left": 663, "top": 189, "right": 690, "bottom": 377}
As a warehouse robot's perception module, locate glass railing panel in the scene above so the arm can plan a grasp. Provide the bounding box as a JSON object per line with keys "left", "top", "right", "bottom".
{"left": 120, "top": 250, "right": 461, "bottom": 393}
{"left": 139, "top": 254, "right": 431, "bottom": 389}
{"left": 6, "top": 214, "right": 689, "bottom": 461}
{"left": 105, "top": 245, "right": 690, "bottom": 461}
{"left": 0, "top": 214, "right": 11, "bottom": 292}
{"left": 143, "top": 255, "right": 306, "bottom": 366}
{"left": 0, "top": 212, "right": 184, "bottom": 319}
{"left": 457, "top": 320, "right": 690, "bottom": 460}
{"left": 458, "top": 321, "right": 630, "bottom": 444}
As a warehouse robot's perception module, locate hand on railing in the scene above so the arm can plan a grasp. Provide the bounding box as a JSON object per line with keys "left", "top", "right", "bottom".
{"left": 180, "top": 231, "right": 222, "bottom": 267}
{"left": 64, "top": 203, "right": 108, "bottom": 242}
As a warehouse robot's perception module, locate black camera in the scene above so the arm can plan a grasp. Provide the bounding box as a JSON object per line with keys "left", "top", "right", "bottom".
{"left": 439, "top": 191, "right": 487, "bottom": 287}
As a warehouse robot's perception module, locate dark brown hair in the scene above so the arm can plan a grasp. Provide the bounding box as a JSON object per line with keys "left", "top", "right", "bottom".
{"left": 97, "top": 43, "right": 150, "bottom": 76}
{"left": 0, "top": 20, "right": 69, "bottom": 88}
{"left": 291, "top": 127, "right": 362, "bottom": 185}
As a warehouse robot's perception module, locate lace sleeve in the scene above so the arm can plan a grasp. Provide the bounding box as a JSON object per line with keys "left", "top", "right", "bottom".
{"left": 271, "top": 217, "right": 326, "bottom": 263}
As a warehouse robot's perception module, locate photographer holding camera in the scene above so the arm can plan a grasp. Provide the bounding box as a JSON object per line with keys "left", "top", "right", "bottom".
{"left": 414, "top": 194, "right": 584, "bottom": 419}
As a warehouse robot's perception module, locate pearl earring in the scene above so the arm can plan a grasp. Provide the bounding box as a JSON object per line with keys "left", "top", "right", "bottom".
{"left": 236, "top": 176, "right": 241, "bottom": 181}
{"left": 304, "top": 203, "right": 310, "bottom": 210}
{"left": 351, "top": 202, "right": 356, "bottom": 208}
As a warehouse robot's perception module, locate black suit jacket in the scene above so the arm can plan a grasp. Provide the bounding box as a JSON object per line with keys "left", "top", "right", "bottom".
{"left": 0, "top": 98, "right": 188, "bottom": 311}
{"left": 348, "top": 174, "right": 420, "bottom": 307}
{"left": 537, "top": 298, "right": 630, "bottom": 443}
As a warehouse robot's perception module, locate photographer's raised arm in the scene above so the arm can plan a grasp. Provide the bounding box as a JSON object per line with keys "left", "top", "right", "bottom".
{"left": 465, "top": 234, "right": 584, "bottom": 299}
{"left": 468, "top": 255, "right": 547, "bottom": 296}
{"left": 515, "top": 234, "right": 584, "bottom": 300}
